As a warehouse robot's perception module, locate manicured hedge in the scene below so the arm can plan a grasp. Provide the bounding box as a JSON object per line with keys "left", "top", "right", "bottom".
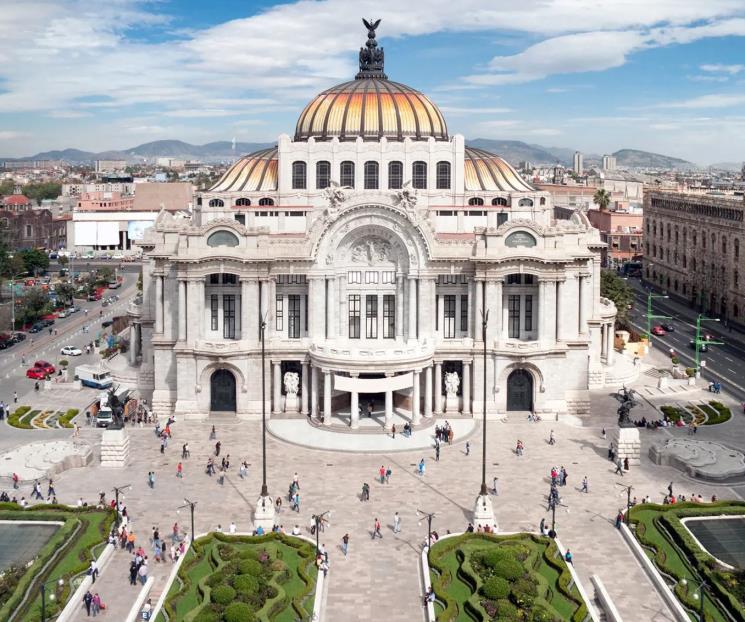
{"left": 58, "top": 408, "right": 80, "bottom": 428}
{"left": 7, "top": 406, "right": 32, "bottom": 429}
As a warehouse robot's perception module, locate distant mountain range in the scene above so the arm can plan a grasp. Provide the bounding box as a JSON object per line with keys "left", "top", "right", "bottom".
{"left": 4, "top": 138, "right": 699, "bottom": 170}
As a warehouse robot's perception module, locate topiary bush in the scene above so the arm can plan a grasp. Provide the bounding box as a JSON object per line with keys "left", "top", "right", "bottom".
{"left": 494, "top": 558, "right": 524, "bottom": 582}
{"left": 238, "top": 548, "right": 259, "bottom": 560}
{"left": 481, "top": 576, "right": 510, "bottom": 600}
{"left": 212, "top": 584, "right": 236, "bottom": 605}
{"left": 496, "top": 599, "right": 521, "bottom": 621}
{"left": 193, "top": 605, "right": 221, "bottom": 622}
{"left": 232, "top": 573, "right": 260, "bottom": 596}
{"left": 238, "top": 558, "right": 263, "bottom": 576}
{"left": 223, "top": 602, "right": 256, "bottom": 622}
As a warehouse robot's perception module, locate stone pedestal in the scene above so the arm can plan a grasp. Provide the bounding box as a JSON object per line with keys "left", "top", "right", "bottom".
{"left": 100, "top": 428, "right": 130, "bottom": 468}
{"left": 284, "top": 394, "right": 299, "bottom": 413}
{"left": 253, "top": 495, "right": 276, "bottom": 532}
{"left": 611, "top": 426, "right": 641, "bottom": 466}
{"left": 445, "top": 395, "right": 460, "bottom": 413}
{"left": 473, "top": 494, "right": 498, "bottom": 531}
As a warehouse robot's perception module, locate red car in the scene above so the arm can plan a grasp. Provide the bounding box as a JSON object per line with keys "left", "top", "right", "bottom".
{"left": 32, "top": 360, "right": 56, "bottom": 375}
{"left": 26, "top": 367, "right": 49, "bottom": 379}
{"left": 651, "top": 325, "right": 667, "bottom": 336}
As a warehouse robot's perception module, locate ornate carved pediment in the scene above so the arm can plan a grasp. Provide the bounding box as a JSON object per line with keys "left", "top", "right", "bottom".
{"left": 350, "top": 237, "right": 393, "bottom": 265}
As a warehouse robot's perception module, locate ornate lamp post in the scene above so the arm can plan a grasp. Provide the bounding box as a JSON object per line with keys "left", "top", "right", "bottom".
{"left": 112, "top": 484, "right": 130, "bottom": 529}
{"left": 473, "top": 308, "right": 496, "bottom": 530}
{"left": 417, "top": 509, "right": 436, "bottom": 550}
{"left": 177, "top": 498, "right": 197, "bottom": 543}
{"left": 253, "top": 316, "right": 275, "bottom": 531}
{"left": 40, "top": 577, "right": 65, "bottom": 622}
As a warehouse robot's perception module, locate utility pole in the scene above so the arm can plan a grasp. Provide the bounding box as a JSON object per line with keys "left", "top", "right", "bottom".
{"left": 644, "top": 290, "right": 671, "bottom": 341}
{"left": 693, "top": 314, "right": 722, "bottom": 372}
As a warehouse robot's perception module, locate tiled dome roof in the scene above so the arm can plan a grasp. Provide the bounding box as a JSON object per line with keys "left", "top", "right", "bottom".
{"left": 464, "top": 147, "right": 535, "bottom": 192}
{"left": 209, "top": 147, "right": 278, "bottom": 193}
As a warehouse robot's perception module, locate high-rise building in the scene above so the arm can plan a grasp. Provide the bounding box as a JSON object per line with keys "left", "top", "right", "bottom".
{"left": 602, "top": 155, "right": 617, "bottom": 171}
{"left": 95, "top": 159, "right": 127, "bottom": 173}
{"left": 573, "top": 151, "right": 583, "bottom": 175}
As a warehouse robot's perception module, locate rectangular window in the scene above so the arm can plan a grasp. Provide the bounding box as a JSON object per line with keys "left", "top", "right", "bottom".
{"left": 234, "top": 214, "right": 245, "bottom": 225}
{"left": 443, "top": 295, "right": 456, "bottom": 339}
{"left": 508, "top": 295, "right": 521, "bottom": 339}
{"left": 412, "top": 161, "right": 427, "bottom": 189}
{"left": 460, "top": 295, "right": 469, "bottom": 333}
{"left": 347, "top": 271, "right": 361, "bottom": 284}
{"left": 382, "top": 271, "right": 395, "bottom": 284}
{"left": 497, "top": 213, "right": 509, "bottom": 226}
{"left": 349, "top": 294, "right": 361, "bottom": 339}
{"left": 365, "top": 271, "right": 379, "bottom": 284}
{"left": 508, "top": 274, "right": 521, "bottom": 285}
{"left": 275, "top": 295, "right": 284, "bottom": 332}
{"left": 524, "top": 275, "right": 534, "bottom": 285}
{"left": 288, "top": 295, "right": 300, "bottom": 338}
{"left": 210, "top": 294, "right": 218, "bottom": 330}
{"left": 340, "top": 161, "right": 355, "bottom": 188}
{"left": 388, "top": 161, "right": 403, "bottom": 189}
{"left": 222, "top": 274, "right": 237, "bottom": 285}
{"left": 210, "top": 274, "right": 220, "bottom": 284}
{"left": 383, "top": 295, "right": 395, "bottom": 339}
{"left": 223, "top": 295, "right": 236, "bottom": 339}
{"left": 366, "top": 295, "right": 378, "bottom": 338}
{"left": 304, "top": 294, "right": 308, "bottom": 333}
{"left": 524, "top": 295, "right": 533, "bottom": 332}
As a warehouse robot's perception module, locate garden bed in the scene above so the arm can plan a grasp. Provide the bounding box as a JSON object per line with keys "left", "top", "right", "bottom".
{"left": 428, "top": 533, "right": 589, "bottom": 621}
{"left": 659, "top": 401, "right": 731, "bottom": 426}
{"left": 629, "top": 501, "right": 745, "bottom": 621}
{"left": 159, "top": 532, "right": 318, "bottom": 622}
{"left": 6, "top": 406, "right": 79, "bottom": 429}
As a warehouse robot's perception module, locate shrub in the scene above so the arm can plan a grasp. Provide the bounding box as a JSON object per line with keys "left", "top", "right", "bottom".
{"left": 512, "top": 576, "right": 538, "bottom": 608}
{"left": 8, "top": 406, "right": 32, "bottom": 429}
{"left": 238, "top": 558, "right": 263, "bottom": 576}
{"left": 238, "top": 548, "right": 259, "bottom": 560}
{"left": 218, "top": 544, "right": 237, "bottom": 560}
{"left": 193, "top": 606, "right": 221, "bottom": 622}
{"left": 496, "top": 599, "right": 521, "bottom": 621}
{"left": 212, "top": 584, "right": 236, "bottom": 605}
{"left": 59, "top": 359, "right": 69, "bottom": 368}
{"left": 531, "top": 605, "right": 559, "bottom": 622}
{"left": 494, "top": 558, "right": 524, "bottom": 582}
{"left": 58, "top": 408, "right": 79, "bottom": 429}
{"left": 232, "top": 573, "right": 260, "bottom": 596}
{"left": 479, "top": 548, "right": 515, "bottom": 571}
{"left": 223, "top": 602, "right": 256, "bottom": 622}
{"left": 481, "top": 576, "right": 510, "bottom": 600}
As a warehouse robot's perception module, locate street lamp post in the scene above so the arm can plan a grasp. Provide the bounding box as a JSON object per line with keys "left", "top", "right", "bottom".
{"left": 693, "top": 314, "right": 722, "bottom": 372}
{"left": 177, "top": 498, "right": 197, "bottom": 543}
{"left": 253, "top": 315, "right": 275, "bottom": 531}
{"left": 417, "top": 509, "right": 436, "bottom": 551}
{"left": 644, "top": 290, "right": 672, "bottom": 341}
{"left": 679, "top": 578, "right": 707, "bottom": 621}
{"left": 112, "top": 484, "right": 131, "bottom": 529}
{"left": 616, "top": 483, "right": 633, "bottom": 526}
{"left": 40, "top": 577, "right": 65, "bottom": 622}
{"left": 9, "top": 272, "right": 25, "bottom": 331}
{"left": 480, "top": 309, "right": 489, "bottom": 497}
{"left": 313, "top": 510, "right": 332, "bottom": 555}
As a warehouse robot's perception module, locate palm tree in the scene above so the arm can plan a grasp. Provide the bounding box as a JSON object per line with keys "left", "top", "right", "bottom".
{"left": 593, "top": 188, "right": 612, "bottom": 211}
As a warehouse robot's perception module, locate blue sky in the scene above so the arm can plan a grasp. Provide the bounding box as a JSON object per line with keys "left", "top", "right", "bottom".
{"left": 1, "top": 0, "right": 745, "bottom": 164}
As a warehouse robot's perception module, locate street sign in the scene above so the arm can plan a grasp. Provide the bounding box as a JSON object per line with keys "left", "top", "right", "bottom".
{"left": 700, "top": 360, "right": 707, "bottom": 368}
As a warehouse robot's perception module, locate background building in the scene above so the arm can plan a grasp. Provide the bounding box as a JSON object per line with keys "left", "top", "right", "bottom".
{"left": 95, "top": 159, "right": 127, "bottom": 173}
{"left": 602, "top": 155, "right": 617, "bottom": 171}
{"left": 586, "top": 208, "right": 643, "bottom": 267}
{"left": 573, "top": 151, "right": 584, "bottom": 175}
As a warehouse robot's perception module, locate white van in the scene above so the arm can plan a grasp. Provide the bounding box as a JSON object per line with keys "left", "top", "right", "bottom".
{"left": 76, "top": 365, "right": 113, "bottom": 389}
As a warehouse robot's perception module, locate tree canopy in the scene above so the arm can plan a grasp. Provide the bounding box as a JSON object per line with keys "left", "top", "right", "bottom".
{"left": 593, "top": 188, "right": 612, "bottom": 211}
{"left": 600, "top": 269, "right": 633, "bottom": 322}
{"left": 19, "top": 248, "right": 49, "bottom": 275}
{"left": 15, "top": 287, "right": 52, "bottom": 326}
{"left": 22, "top": 182, "right": 62, "bottom": 205}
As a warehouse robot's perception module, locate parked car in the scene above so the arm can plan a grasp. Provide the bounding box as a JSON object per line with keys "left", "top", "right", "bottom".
{"left": 57, "top": 310, "right": 69, "bottom": 319}
{"left": 12, "top": 333, "right": 27, "bottom": 343}
{"left": 26, "top": 367, "right": 48, "bottom": 379}
{"left": 41, "top": 318, "right": 55, "bottom": 327}
{"left": 68, "top": 306, "right": 79, "bottom": 314}
{"left": 0, "top": 341, "right": 8, "bottom": 350}
{"left": 651, "top": 325, "right": 667, "bottom": 336}
{"left": 102, "top": 320, "right": 114, "bottom": 328}
{"left": 60, "top": 345, "right": 82, "bottom": 356}
{"left": 689, "top": 340, "right": 709, "bottom": 352}
{"left": 660, "top": 323, "right": 675, "bottom": 332}
{"left": 33, "top": 360, "right": 56, "bottom": 375}
{"left": 29, "top": 323, "right": 44, "bottom": 333}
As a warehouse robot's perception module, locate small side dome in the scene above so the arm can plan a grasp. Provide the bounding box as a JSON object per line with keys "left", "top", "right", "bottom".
{"left": 210, "top": 147, "right": 278, "bottom": 193}
{"left": 464, "top": 147, "right": 536, "bottom": 192}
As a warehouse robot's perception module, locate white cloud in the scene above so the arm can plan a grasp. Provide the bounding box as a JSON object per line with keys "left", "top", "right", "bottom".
{"left": 162, "top": 109, "right": 242, "bottom": 118}
{"left": 655, "top": 93, "right": 745, "bottom": 108}
{"left": 46, "top": 110, "right": 91, "bottom": 119}
{"left": 688, "top": 74, "right": 730, "bottom": 82}
{"left": 439, "top": 106, "right": 511, "bottom": 114}
{"left": 0, "top": 130, "right": 27, "bottom": 140}
{"left": 700, "top": 63, "right": 745, "bottom": 74}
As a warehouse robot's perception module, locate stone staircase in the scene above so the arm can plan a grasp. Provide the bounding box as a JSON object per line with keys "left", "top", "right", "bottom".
{"left": 603, "top": 354, "right": 641, "bottom": 387}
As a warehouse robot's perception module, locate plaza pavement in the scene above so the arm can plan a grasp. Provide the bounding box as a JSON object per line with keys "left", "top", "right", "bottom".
{"left": 4, "top": 350, "right": 745, "bottom": 621}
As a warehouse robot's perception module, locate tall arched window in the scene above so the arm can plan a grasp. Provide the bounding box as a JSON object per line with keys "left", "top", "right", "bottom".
{"left": 436, "top": 161, "right": 451, "bottom": 189}
{"left": 492, "top": 197, "right": 508, "bottom": 206}
{"left": 388, "top": 161, "right": 403, "bottom": 189}
{"left": 258, "top": 197, "right": 274, "bottom": 206}
{"left": 364, "top": 161, "right": 379, "bottom": 189}
{"left": 722, "top": 236, "right": 727, "bottom": 254}
{"left": 412, "top": 161, "right": 427, "bottom": 189}
{"left": 235, "top": 198, "right": 251, "bottom": 206}
{"left": 468, "top": 197, "right": 484, "bottom": 206}
{"left": 518, "top": 198, "right": 534, "bottom": 207}
{"left": 208, "top": 198, "right": 224, "bottom": 208}
{"left": 316, "top": 161, "right": 331, "bottom": 189}
{"left": 340, "top": 161, "right": 355, "bottom": 187}
{"left": 539, "top": 197, "right": 546, "bottom": 205}
{"left": 292, "top": 161, "right": 306, "bottom": 189}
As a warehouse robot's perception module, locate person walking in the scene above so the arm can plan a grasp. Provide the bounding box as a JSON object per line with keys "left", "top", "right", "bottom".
{"left": 614, "top": 459, "right": 624, "bottom": 476}
{"left": 615, "top": 509, "right": 624, "bottom": 529}
{"left": 393, "top": 512, "right": 401, "bottom": 534}
{"left": 341, "top": 533, "right": 349, "bottom": 557}
{"left": 89, "top": 559, "right": 99, "bottom": 583}
{"left": 549, "top": 429, "right": 556, "bottom": 445}
{"left": 83, "top": 590, "right": 93, "bottom": 616}
{"left": 148, "top": 471, "right": 155, "bottom": 488}
{"left": 391, "top": 424, "right": 396, "bottom": 439}
{"left": 492, "top": 476, "right": 499, "bottom": 495}
{"left": 418, "top": 458, "right": 425, "bottom": 476}
{"left": 581, "top": 476, "right": 588, "bottom": 493}
{"left": 624, "top": 457, "right": 629, "bottom": 471}
{"left": 435, "top": 444, "right": 440, "bottom": 462}
{"left": 92, "top": 592, "right": 101, "bottom": 616}
{"left": 275, "top": 496, "right": 282, "bottom": 513}
{"left": 465, "top": 441, "right": 470, "bottom": 456}
{"left": 13, "top": 391, "right": 18, "bottom": 404}
{"left": 215, "top": 441, "right": 221, "bottom": 457}
{"left": 181, "top": 443, "right": 189, "bottom": 459}
{"left": 372, "top": 517, "right": 383, "bottom": 539}
{"left": 668, "top": 481, "right": 674, "bottom": 497}
{"left": 385, "top": 466, "right": 391, "bottom": 483}
{"left": 176, "top": 462, "right": 183, "bottom": 478}
{"left": 379, "top": 465, "right": 386, "bottom": 484}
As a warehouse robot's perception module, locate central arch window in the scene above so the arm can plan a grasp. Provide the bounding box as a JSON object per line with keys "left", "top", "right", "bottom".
{"left": 208, "top": 198, "right": 224, "bottom": 208}
{"left": 364, "top": 161, "right": 379, "bottom": 189}
{"left": 207, "top": 230, "right": 239, "bottom": 247}
{"left": 340, "top": 161, "right": 355, "bottom": 187}
{"left": 235, "top": 198, "right": 251, "bottom": 207}
{"left": 292, "top": 161, "right": 306, "bottom": 189}
{"left": 388, "top": 161, "right": 403, "bottom": 189}
{"left": 468, "top": 197, "right": 484, "bottom": 206}
{"left": 492, "top": 197, "right": 508, "bottom": 206}
{"left": 436, "top": 161, "right": 451, "bottom": 189}
{"left": 518, "top": 198, "right": 534, "bottom": 207}
{"left": 412, "top": 161, "right": 427, "bottom": 189}
{"left": 258, "top": 197, "right": 274, "bottom": 206}
{"left": 316, "top": 160, "right": 330, "bottom": 189}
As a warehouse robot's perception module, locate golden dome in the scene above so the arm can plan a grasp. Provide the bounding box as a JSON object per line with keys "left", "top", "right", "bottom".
{"left": 209, "top": 147, "right": 278, "bottom": 193}
{"left": 464, "top": 147, "right": 536, "bottom": 193}
{"left": 295, "top": 78, "right": 448, "bottom": 142}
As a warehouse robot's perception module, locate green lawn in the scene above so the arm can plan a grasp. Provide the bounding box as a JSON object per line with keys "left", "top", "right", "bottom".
{"left": 629, "top": 501, "right": 745, "bottom": 622}
{"left": 428, "top": 533, "right": 588, "bottom": 622}
{"left": 0, "top": 504, "right": 114, "bottom": 621}
{"left": 161, "top": 532, "right": 318, "bottom": 622}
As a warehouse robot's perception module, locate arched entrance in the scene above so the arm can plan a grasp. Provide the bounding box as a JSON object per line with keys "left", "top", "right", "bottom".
{"left": 506, "top": 369, "right": 533, "bottom": 411}
{"left": 210, "top": 369, "right": 236, "bottom": 412}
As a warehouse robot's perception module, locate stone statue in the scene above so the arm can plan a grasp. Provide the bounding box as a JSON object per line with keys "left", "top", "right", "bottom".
{"left": 394, "top": 181, "right": 418, "bottom": 212}
{"left": 351, "top": 238, "right": 391, "bottom": 265}
{"left": 356, "top": 18, "right": 386, "bottom": 79}
{"left": 106, "top": 385, "right": 125, "bottom": 428}
{"left": 283, "top": 371, "right": 299, "bottom": 397}
{"left": 323, "top": 181, "right": 347, "bottom": 220}
{"left": 613, "top": 385, "right": 639, "bottom": 428}
{"left": 444, "top": 372, "right": 460, "bottom": 397}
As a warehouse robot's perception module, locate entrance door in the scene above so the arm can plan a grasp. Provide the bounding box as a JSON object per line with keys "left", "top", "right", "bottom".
{"left": 210, "top": 369, "right": 236, "bottom": 412}
{"left": 506, "top": 369, "right": 533, "bottom": 411}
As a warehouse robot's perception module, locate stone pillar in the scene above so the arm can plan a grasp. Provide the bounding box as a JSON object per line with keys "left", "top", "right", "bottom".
{"left": 463, "top": 361, "right": 471, "bottom": 416}
{"left": 350, "top": 373, "right": 359, "bottom": 429}
{"left": 177, "top": 280, "right": 186, "bottom": 341}
{"left": 434, "top": 362, "right": 443, "bottom": 415}
{"left": 502, "top": 289, "right": 509, "bottom": 340}
{"left": 493, "top": 281, "right": 503, "bottom": 341}
{"left": 326, "top": 277, "right": 335, "bottom": 339}
{"left": 323, "top": 370, "right": 331, "bottom": 425}
{"left": 474, "top": 279, "right": 483, "bottom": 340}
{"left": 436, "top": 293, "right": 444, "bottom": 337}
{"left": 310, "top": 365, "right": 318, "bottom": 419}
{"left": 338, "top": 274, "right": 347, "bottom": 338}
{"left": 395, "top": 275, "right": 404, "bottom": 338}
{"left": 129, "top": 325, "right": 137, "bottom": 364}
{"left": 412, "top": 370, "right": 421, "bottom": 426}
{"left": 272, "top": 361, "right": 281, "bottom": 415}
{"left": 385, "top": 372, "right": 394, "bottom": 429}
{"left": 407, "top": 276, "right": 417, "bottom": 340}
{"left": 301, "top": 361, "right": 309, "bottom": 415}
{"left": 606, "top": 324, "right": 616, "bottom": 365}
{"left": 260, "top": 279, "right": 270, "bottom": 335}
{"left": 467, "top": 279, "right": 474, "bottom": 338}
{"left": 155, "top": 275, "right": 163, "bottom": 334}
{"left": 196, "top": 280, "right": 205, "bottom": 339}
{"left": 578, "top": 275, "right": 588, "bottom": 335}
{"left": 424, "top": 365, "right": 433, "bottom": 417}
{"left": 485, "top": 281, "right": 498, "bottom": 344}
{"left": 556, "top": 280, "right": 565, "bottom": 341}
{"left": 600, "top": 324, "right": 607, "bottom": 359}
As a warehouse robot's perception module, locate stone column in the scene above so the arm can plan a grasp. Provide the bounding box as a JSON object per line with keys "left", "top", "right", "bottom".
{"left": 538, "top": 281, "right": 547, "bottom": 342}
{"left": 463, "top": 361, "right": 471, "bottom": 416}
{"left": 338, "top": 274, "right": 347, "bottom": 338}
{"left": 412, "top": 370, "right": 421, "bottom": 426}
{"left": 434, "top": 362, "right": 443, "bottom": 415}
{"left": 155, "top": 275, "right": 163, "bottom": 334}
{"left": 474, "top": 279, "right": 483, "bottom": 340}
{"left": 556, "top": 280, "right": 565, "bottom": 341}
{"left": 436, "top": 293, "right": 444, "bottom": 338}
{"left": 301, "top": 361, "right": 309, "bottom": 415}
{"left": 424, "top": 365, "right": 433, "bottom": 417}
{"left": 310, "top": 365, "right": 318, "bottom": 419}
{"left": 502, "top": 288, "right": 510, "bottom": 340}
{"left": 196, "top": 279, "right": 205, "bottom": 339}
{"left": 350, "top": 373, "right": 359, "bottom": 429}
{"left": 241, "top": 278, "right": 258, "bottom": 341}
{"left": 467, "top": 279, "right": 474, "bottom": 338}
{"left": 395, "top": 275, "right": 404, "bottom": 338}
{"left": 326, "top": 277, "right": 335, "bottom": 339}
{"left": 600, "top": 324, "right": 607, "bottom": 359}
{"left": 421, "top": 278, "right": 436, "bottom": 338}
{"left": 177, "top": 280, "right": 187, "bottom": 342}
{"left": 385, "top": 372, "right": 394, "bottom": 430}
{"left": 485, "top": 281, "right": 498, "bottom": 344}
{"left": 129, "top": 325, "right": 137, "bottom": 364}
{"left": 578, "top": 275, "right": 588, "bottom": 335}
{"left": 260, "top": 279, "right": 270, "bottom": 334}
{"left": 607, "top": 324, "right": 616, "bottom": 365}
{"left": 407, "top": 276, "right": 417, "bottom": 340}
{"left": 323, "top": 370, "right": 332, "bottom": 425}
{"left": 272, "top": 361, "right": 281, "bottom": 415}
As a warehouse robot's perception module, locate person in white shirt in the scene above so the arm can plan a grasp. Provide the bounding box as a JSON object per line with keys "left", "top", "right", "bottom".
{"left": 292, "top": 524, "right": 301, "bottom": 536}
{"left": 229, "top": 522, "right": 236, "bottom": 534}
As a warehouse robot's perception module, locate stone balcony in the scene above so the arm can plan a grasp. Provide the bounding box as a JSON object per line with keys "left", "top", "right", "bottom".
{"left": 309, "top": 338, "right": 436, "bottom": 372}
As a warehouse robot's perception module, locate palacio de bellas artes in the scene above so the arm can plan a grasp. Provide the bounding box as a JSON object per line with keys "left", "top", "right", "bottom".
{"left": 133, "top": 27, "right": 619, "bottom": 428}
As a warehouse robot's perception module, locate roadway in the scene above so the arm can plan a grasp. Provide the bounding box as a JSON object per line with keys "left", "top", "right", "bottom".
{"left": 625, "top": 277, "right": 745, "bottom": 406}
